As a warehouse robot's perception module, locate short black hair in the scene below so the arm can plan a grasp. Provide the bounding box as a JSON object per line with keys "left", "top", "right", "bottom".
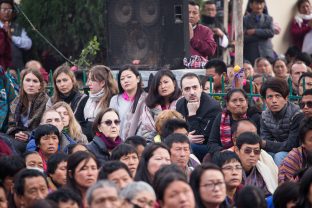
{"left": 0, "top": 0, "right": 13, "bottom": 7}
{"left": 273, "top": 182, "right": 299, "bottom": 208}
{"left": 125, "top": 136, "right": 147, "bottom": 147}
{"left": 189, "top": 0, "right": 200, "bottom": 7}
{"left": 298, "top": 118, "right": 312, "bottom": 144}
{"left": 47, "top": 153, "right": 68, "bottom": 175}
{"left": 34, "top": 124, "right": 60, "bottom": 148}
{"left": 111, "top": 144, "right": 138, "bottom": 161}
{"left": 161, "top": 119, "right": 189, "bottom": 139}
{"left": 98, "top": 161, "right": 131, "bottom": 180}
{"left": 47, "top": 188, "right": 82, "bottom": 208}
{"left": 154, "top": 165, "right": 188, "bottom": 201}
{"left": 225, "top": 88, "right": 248, "bottom": 102}
{"left": 205, "top": 59, "right": 227, "bottom": 75}
{"left": 212, "top": 151, "right": 242, "bottom": 167}
{"left": 0, "top": 156, "right": 25, "bottom": 182}
{"left": 236, "top": 185, "right": 266, "bottom": 208}
{"left": 302, "top": 88, "right": 312, "bottom": 97}
{"left": 163, "top": 133, "right": 190, "bottom": 149}
{"left": 260, "top": 78, "right": 289, "bottom": 99}
{"left": 236, "top": 132, "right": 261, "bottom": 149}
{"left": 249, "top": 0, "right": 265, "bottom": 4}
{"left": 180, "top": 72, "right": 201, "bottom": 89}
{"left": 13, "top": 169, "right": 47, "bottom": 196}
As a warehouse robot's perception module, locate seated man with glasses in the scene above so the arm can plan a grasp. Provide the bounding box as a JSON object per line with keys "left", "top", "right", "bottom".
{"left": 260, "top": 78, "right": 304, "bottom": 166}
{"left": 0, "top": 0, "right": 32, "bottom": 70}
{"left": 235, "top": 132, "right": 278, "bottom": 197}
{"left": 300, "top": 89, "right": 312, "bottom": 118}
{"left": 212, "top": 151, "right": 243, "bottom": 206}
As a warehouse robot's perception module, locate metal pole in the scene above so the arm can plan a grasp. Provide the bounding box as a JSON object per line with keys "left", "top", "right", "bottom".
{"left": 223, "top": 0, "right": 229, "bottom": 64}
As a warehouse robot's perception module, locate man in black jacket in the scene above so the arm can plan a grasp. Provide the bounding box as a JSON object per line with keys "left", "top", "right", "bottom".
{"left": 176, "top": 73, "right": 221, "bottom": 161}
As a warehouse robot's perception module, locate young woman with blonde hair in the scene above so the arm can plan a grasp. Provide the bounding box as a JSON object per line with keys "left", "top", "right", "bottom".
{"left": 51, "top": 101, "right": 88, "bottom": 144}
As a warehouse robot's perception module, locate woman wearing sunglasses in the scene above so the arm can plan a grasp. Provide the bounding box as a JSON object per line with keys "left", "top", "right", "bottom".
{"left": 87, "top": 108, "right": 122, "bottom": 165}
{"left": 279, "top": 117, "right": 312, "bottom": 184}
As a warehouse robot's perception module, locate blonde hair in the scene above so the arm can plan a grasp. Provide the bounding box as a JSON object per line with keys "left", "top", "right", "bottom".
{"left": 155, "top": 110, "right": 185, "bottom": 134}
{"left": 88, "top": 65, "right": 118, "bottom": 109}
{"left": 51, "top": 101, "right": 84, "bottom": 140}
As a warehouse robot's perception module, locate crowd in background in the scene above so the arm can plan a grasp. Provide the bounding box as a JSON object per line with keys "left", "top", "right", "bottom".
{"left": 2, "top": 0, "right": 312, "bottom": 208}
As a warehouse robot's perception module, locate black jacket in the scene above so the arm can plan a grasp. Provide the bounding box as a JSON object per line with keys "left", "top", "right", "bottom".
{"left": 176, "top": 93, "right": 221, "bottom": 144}
{"left": 87, "top": 136, "right": 110, "bottom": 166}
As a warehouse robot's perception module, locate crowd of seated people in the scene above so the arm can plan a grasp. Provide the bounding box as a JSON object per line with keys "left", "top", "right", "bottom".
{"left": 2, "top": 0, "right": 312, "bottom": 207}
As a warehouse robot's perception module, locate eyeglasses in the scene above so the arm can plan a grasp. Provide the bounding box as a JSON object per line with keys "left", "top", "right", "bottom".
{"left": 299, "top": 101, "right": 312, "bottom": 109}
{"left": 200, "top": 181, "right": 225, "bottom": 191}
{"left": 242, "top": 148, "right": 261, "bottom": 155}
{"left": 101, "top": 119, "right": 120, "bottom": 126}
{"left": 0, "top": 8, "right": 13, "bottom": 13}
{"left": 222, "top": 165, "right": 243, "bottom": 172}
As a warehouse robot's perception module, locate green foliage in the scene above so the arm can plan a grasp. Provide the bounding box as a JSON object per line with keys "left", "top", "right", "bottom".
{"left": 73, "top": 36, "right": 100, "bottom": 69}
{"left": 18, "top": 0, "right": 107, "bottom": 68}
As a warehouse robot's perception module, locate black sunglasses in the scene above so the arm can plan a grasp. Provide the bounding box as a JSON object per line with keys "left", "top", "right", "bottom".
{"left": 101, "top": 119, "right": 120, "bottom": 126}
{"left": 242, "top": 148, "right": 261, "bottom": 155}
{"left": 299, "top": 101, "right": 312, "bottom": 109}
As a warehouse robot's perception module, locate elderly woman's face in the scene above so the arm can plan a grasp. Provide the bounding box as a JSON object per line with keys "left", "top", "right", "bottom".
{"left": 131, "top": 191, "right": 156, "bottom": 208}
{"left": 98, "top": 111, "right": 120, "bottom": 140}
{"left": 299, "top": 1, "right": 311, "bottom": 15}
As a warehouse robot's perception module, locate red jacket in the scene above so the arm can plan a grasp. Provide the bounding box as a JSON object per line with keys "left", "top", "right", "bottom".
{"left": 0, "top": 28, "right": 11, "bottom": 70}
{"left": 190, "top": 24, "right": 217, "bottom": 59}
{"left": 291, "top": 18, "right": 312, "bottom": 50}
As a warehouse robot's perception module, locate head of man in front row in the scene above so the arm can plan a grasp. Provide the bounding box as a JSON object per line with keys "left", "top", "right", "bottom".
{"left": 260, "top": 78, "right": 304, "bottom": 166}
{"left": 12, "top": 169, "right": 49, "bottom": 208}
{"left": 235, "top": 132, "right": 275, "bottom": 197}
{"left": 176, "top": 72, "right": 221, "bottom": 161}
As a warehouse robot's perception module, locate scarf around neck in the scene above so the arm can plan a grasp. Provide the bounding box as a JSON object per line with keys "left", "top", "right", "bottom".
{"left": 96, "top": 132, "right": 122, "bottom": 150}
{"left": 59, "top": 89, "right": 77, "bottom": 104}
{"left": 295, "top": 13, "right": 312, "bottom": 27}
{"left": 84, "top": 89, "right": 105, "bottom": 120}
{"left": 220, "top": 110, "right": 247, "bottom": 149}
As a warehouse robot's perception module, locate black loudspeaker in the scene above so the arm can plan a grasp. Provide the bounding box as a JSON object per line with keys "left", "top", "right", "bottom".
{"left": 106, "top": 0, "right": 189, "bottom": 69}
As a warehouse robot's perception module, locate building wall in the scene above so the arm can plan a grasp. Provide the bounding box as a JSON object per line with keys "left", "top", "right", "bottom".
{"left": 242, "top": 0, "right": 299, "bottom": 55}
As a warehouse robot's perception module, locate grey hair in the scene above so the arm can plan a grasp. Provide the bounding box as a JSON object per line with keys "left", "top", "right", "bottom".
{"left": 86, "top": 180, "right": 119, "bottom": 206}
{"left": 120, "top": 181, "right": 156, "bottom": 201}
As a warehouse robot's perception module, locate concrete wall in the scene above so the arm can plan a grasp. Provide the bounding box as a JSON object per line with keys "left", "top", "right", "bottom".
{"left": 242, "top": 0, "right": 299, "bottom": 55}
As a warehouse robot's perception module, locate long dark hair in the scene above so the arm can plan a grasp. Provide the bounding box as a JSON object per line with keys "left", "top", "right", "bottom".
{"left": 117, "top": 65, "right": 144, "bottom": 113}
{"left": 134, "top": 143, "right": 170, "bottom": 185}
{"left": 19, "top": 68, "right": 45, "bottom": 114}
{"left": 145, "top": 69, "right": 181, "bottom": 108}
{"left": 66, "top": 151, "right": 99, "bottom": 197}
{"left": 190, "top": 163, "right": 227, "bottom": 208}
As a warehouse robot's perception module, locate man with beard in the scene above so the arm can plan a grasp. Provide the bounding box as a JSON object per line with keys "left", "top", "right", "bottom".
{"left": 300, "top": 89, "right": 312, "bottom": 118}
{"left": 235, "top": 132, "right": 277, "bottom": 196}
{"left": 201, "top": 1, "right": 229, "bottom": 59}
{"left": 176, "top": 73, "right": 221, "bottom": 161}
{"left": 188, "top": 0, "right": 217, "bottom": 59}
{"left": 260, "top": 78, "right": 304, "bottom": 166}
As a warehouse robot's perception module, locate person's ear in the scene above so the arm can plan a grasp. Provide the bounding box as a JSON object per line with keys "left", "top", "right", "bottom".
{"left": 234, "top": 146, "right": 239, "bottom": 155}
